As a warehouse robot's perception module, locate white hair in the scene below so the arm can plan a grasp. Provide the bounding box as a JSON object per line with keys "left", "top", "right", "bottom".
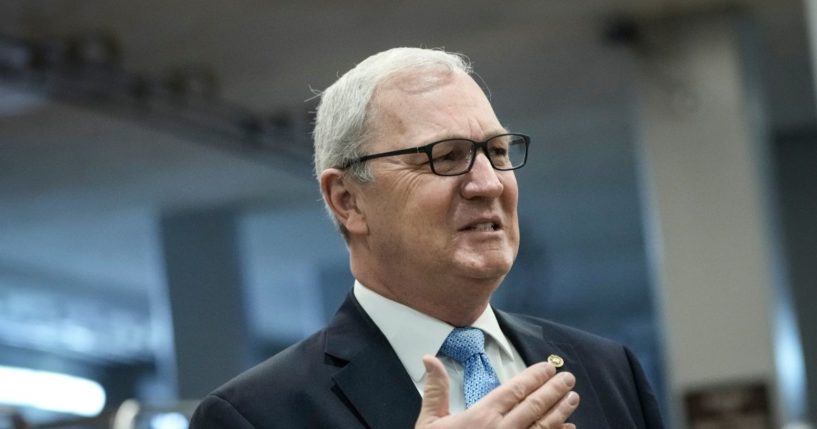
{"left": 312, "top": 47, "right": 472, "bottom": 235}
{"left": 313, "top": 47, "right": 472, "bottom": 180}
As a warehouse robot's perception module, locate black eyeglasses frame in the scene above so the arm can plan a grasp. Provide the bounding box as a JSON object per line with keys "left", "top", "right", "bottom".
{"left": 340, "top": 133, "right": 530, "bottom": 177}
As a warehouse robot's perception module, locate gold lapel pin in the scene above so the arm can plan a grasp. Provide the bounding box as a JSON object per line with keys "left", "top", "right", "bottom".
{"left": 547, "top": 354, "right": 565, "bottom": 368}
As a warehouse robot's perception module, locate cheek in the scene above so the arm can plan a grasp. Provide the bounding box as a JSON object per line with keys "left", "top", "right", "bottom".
{"left": 400, "top": 180, "right": 456, "bottom": 221}
{"left": 503, "top": 176, "right": 520, "bottom": 203}
{"left": 404, "top": 193, "right": 453, "bottom": 232}
{"left": 507, "top": 181, "right": 520, "bottom": 212}
{"left": 503, "top": 180, "right": 520, "bottom": 244}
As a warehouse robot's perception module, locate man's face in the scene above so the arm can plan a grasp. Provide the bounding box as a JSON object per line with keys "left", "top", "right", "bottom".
{"left": 354, "top": 69, "right": 520, "bottom": 303}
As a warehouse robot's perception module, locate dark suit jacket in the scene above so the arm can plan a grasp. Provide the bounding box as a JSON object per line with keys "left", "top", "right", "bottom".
{"left": 189, "top": 293, "right": 665, "bottom": 428}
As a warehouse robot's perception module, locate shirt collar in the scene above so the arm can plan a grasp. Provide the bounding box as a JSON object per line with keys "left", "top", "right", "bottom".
{"left": 353, "top": 280, "right": 516, "bottom": 382}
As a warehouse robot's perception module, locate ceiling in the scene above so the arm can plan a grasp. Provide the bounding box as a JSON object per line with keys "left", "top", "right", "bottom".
{"left": 0, "top": 0, "right": 812, "bottom": 364}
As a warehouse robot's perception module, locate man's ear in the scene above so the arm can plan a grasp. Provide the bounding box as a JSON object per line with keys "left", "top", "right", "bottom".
{"left": 320, "top": 168, "right": 369, "bottom": 235}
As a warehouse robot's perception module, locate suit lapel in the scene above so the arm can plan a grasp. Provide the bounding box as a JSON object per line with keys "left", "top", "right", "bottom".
{"left": 322, "top": 296, "right": 612, "bottom": 428}
{"left": 325, "top": 294, "right": 421, "bottom": 429}
{"left": 495, "top": 310, "right": 611, "bottom": 428}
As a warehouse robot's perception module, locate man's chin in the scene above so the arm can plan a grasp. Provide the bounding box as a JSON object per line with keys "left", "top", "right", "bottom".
{"left": 451, "top": 256, "right": 514, "bottom": 281}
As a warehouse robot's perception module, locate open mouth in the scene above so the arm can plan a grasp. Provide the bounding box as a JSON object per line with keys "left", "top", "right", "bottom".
{"left": 463, "top": 222, "right": 500, "bottom": 232}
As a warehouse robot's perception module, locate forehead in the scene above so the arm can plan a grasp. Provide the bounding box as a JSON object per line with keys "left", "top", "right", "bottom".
{"left": 378, "top": 66, "right": 458, "bottom": 94}
{"left": 368, "top": 69, "right": 502, "bottom": 145}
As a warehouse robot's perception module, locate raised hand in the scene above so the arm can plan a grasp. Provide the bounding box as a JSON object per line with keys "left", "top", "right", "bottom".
{"left": 415, "top": 355, "right": 580, "bottom": 429}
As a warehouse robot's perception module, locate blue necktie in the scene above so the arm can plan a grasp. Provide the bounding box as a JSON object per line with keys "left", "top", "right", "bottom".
{"left": 438, "top": 327, "right": 501, "bottom": 408}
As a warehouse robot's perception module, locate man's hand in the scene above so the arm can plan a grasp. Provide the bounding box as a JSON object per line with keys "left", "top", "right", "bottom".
{"left": 415, "top": 355, "right": 580, "bottom": 429}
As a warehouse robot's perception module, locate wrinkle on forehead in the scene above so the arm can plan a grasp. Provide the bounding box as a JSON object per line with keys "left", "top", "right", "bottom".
{"left": 366, "top": 68, "right": 498, "bottom": 149}
{"left": 366, "top": 70, "right": 454, "bottom": 145}
{"left": 379, "top": 66, "right": 458, "bottom": 94}
{"left": 367, "top": 67, "right": 459, "bottom": 134}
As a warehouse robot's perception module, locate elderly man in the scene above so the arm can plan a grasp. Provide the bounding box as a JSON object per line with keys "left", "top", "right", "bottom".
{"left": 189, "top": 48, "right": 664, "bottom": 428}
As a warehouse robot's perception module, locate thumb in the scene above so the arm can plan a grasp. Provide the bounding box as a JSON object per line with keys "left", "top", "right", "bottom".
{"left": 415, "top": 355, "right": 450, "bottom": 427}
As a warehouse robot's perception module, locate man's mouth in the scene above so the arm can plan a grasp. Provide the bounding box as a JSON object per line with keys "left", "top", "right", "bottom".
{"left": 463, "top": 222, "right": 500, "bottom": 232}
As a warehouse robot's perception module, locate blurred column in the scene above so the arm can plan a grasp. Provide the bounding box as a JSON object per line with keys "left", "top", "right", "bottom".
{"left": 797, "top": 0, "right": 817, "bottom": 422}
{"left": 160, "top": 209, "right": 252, "bottom": 399}
{"left": 806, "top": 0, "right": 817, "bottom": 104}
{"left": 635, "top": 11, "right": 807, "bottom": 427}
{"left": 774, "top": 132, "right": 817, "bottom": 427}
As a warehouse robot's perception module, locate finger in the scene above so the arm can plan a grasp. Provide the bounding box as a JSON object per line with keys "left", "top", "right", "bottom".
{"left": 501, "top": 372, "right": 576, "bottom": 428}
{"left": 477, "top": 362, "right": 556, "bottom": 415}
{"left": 528, "top": 391, "right": 580, "bottom": 429}
{"left": 415, "top": 355, "right": 451, "bottom": 427}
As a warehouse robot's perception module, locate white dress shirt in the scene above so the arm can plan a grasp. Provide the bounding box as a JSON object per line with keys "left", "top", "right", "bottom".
{"left": 353, "top": 280, "right": 528, "bottom": 413}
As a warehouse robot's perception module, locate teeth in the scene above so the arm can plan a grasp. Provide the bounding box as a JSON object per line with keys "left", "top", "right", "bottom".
{"left": 470, "top": 223, "right": 495, "bottom": 232}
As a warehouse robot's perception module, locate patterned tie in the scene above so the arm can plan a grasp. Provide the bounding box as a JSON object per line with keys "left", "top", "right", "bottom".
{"left": 438, "top": 327, "right": 501, "bottom": 408}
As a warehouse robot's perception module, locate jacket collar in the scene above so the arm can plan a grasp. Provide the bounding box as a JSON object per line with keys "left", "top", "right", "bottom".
{"left": 324, "top": 293, "right": 421, "bottom": 429}
{"left": 323, "top": 295, "right": 611, "bottom": 429}
{"left": 495, "top": 309, "right": 611, "bottom": 428}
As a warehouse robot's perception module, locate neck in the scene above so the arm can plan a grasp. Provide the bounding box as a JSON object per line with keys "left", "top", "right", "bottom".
{"left": 413, "top": 295, "right": 491, "bottom": 327}
{"left": 351, "top": 255, "right": 500, "bottom": 327}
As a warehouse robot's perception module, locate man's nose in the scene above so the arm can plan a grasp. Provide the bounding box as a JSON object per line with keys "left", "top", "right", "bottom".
{"left": 461, "top": 152, "right": 504, "bottom": 199}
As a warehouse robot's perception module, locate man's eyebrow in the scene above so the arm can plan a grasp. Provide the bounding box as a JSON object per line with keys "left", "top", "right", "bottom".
{"left": 429, "top": 128, "right": 511, "bottom": 142}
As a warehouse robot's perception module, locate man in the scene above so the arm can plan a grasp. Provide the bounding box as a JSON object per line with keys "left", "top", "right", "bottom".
{"left": 189, "top": 47, "right": 664, "bottom": 428}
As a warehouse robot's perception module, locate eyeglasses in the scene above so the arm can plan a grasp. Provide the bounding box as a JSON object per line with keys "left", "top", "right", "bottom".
{"left": 341, "top": 133, "right": 530, "bottom": 176}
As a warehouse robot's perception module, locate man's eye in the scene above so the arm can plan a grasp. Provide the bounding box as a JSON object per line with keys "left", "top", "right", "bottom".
{"left": 490, "top": 147, "right": 508, "bottom": 157}
{"left": 435, "top": 151, "right": 458, "bottom": 161}
{"left": 433, "top": 147, "right": 466, "bottom": 163}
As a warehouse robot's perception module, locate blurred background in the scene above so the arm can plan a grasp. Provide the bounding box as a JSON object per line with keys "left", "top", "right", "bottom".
{"left": 0, "top": 0, "right": 815, "bottom": 428}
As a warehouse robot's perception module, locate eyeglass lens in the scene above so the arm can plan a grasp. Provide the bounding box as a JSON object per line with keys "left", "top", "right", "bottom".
{"left": 430, "top": 134, "right": 527, "bottom": 175}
